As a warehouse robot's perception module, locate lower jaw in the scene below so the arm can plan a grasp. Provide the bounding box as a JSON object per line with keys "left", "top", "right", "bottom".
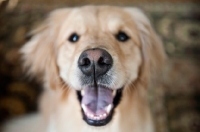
{"left": 76, "top": 88, "right": 123, "bottom": 127}
{"left": 82, "top": 110, "right": 113, "bottom": 126}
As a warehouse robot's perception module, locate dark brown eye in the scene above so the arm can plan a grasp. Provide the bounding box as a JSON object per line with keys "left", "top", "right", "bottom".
{"left": 68, "top": 33, "right": 79, "bottom": 42}
{"left": 116, "top": 31, "right": 130, "bottom": 42}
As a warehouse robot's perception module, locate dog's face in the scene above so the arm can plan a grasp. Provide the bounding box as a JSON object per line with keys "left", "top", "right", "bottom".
{"left": 21, "top": 6, "right": 165, "bottom": 127}
{"left": 56, "top": 6, "right": 142, "bottom": 126}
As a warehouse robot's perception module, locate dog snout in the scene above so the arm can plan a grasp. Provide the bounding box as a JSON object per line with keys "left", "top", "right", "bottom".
{"left": 78, "top": 48, "right": 113, "bottom": 78}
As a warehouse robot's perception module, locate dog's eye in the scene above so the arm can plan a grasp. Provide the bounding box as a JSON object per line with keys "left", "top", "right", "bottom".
{"left": 68, "top": 33, "right": 79, "bottom": 42}
{"left": 116, "top": 32, "right": 130, "bottom": 42}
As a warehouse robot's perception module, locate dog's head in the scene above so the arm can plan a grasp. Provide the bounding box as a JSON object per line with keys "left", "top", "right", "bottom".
{"left": 21, "top": 6, "right": 165, "bottom": 127}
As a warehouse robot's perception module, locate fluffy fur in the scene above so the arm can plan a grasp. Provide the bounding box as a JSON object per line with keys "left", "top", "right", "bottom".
{"left": 3, "top": 5, "right": 166, "bottom": 132}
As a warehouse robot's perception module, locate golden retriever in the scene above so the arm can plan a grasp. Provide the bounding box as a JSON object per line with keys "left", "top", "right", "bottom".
{"left": 3, "top": 5, "right": 166, "bottom": 132}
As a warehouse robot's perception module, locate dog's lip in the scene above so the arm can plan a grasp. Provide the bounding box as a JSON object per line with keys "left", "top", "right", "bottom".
{"left": 81, "top": 88, "right": 117, "bottom": 96}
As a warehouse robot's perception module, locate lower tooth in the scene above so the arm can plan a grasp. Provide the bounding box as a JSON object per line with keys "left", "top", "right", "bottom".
{"left": 106, "top": 104, "right": 112, "bottom": 113}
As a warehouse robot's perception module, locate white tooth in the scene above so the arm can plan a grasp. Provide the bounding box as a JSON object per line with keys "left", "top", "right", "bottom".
{"left": 100, "top": 115, "right": 102, "bottom": 117}
{"left": 103, "top": 113, "right": 107, "bottom": 117}
{"left": 81, "top": 104, "right": 87, "bottom": 112}
{"left": 106, "top": 104, "right": 112, "bottom": 113}
{"left": 90, "top": 114, "right": 93, "bottom": 118}
{"left": 112, "top": 90, "right": 116, "bottom": 96}
{"left": 81, "top": 90, "right": 85, "bottom": 96}
{"left": 97, "top": 117, "right": 100, "bottom": 120}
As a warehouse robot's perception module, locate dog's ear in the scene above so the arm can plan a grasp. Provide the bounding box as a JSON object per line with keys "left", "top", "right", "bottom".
{"left": 20, "top": 9, "right": 70, "bottom": 88}
{"left": 124, "top": 8, "right": 166, "bottom": 84}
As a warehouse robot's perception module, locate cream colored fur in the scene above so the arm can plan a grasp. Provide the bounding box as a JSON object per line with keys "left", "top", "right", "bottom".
{"left": 2, "top": 5, "right": 166, "bottom": 132}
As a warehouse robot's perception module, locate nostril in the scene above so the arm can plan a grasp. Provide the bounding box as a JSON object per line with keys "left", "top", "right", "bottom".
{"left": 79, "top": 57, "right": 91, "bottom": 66}
{"left": 98, "top": 57, "right": 112, "bottom": 66}
{"left": 98, "top": 57, "right": 105, "bottom": 65}
{"left": 84, "top": 58, "right": 91, "bottom": 66}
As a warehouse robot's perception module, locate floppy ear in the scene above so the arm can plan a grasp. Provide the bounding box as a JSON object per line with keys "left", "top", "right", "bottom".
{"left": 20, "top": 9, "right": 70, "bottom": 89}
{"left": 124, "top": 8, "right": 166, "bottom": 85}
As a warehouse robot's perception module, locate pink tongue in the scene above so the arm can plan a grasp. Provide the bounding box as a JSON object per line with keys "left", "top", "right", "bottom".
{"left": 81, "top": 86, "right": 113, "bottom": 115}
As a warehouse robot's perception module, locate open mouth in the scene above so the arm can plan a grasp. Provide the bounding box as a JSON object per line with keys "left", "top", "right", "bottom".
{"left": 77, "top": 85, "right": 123, "bottom": 126}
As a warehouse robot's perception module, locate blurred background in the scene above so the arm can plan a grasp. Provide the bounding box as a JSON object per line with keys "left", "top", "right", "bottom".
{"left": 0, "top": 0, "right": 200, "bottom": 132}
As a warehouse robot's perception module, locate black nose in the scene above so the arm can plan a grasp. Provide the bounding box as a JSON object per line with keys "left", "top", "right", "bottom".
{"left": 78, "top": 48, "right": 113, "bottom": 78}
